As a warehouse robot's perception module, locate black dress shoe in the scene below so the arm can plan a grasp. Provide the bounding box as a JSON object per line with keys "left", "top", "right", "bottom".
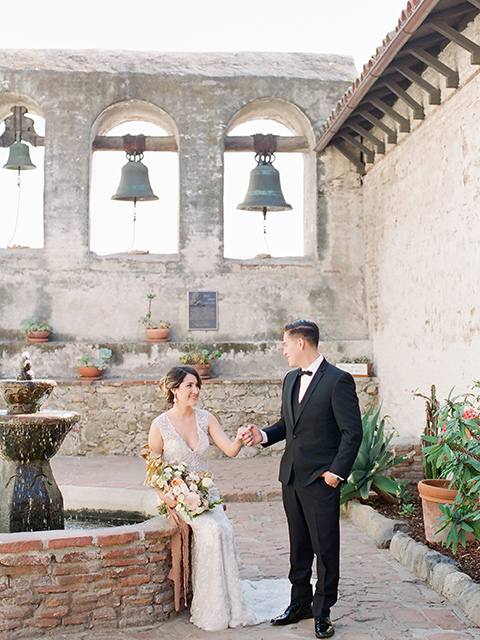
{"left": 270, "top": 601, "right": 313, "bottom": 625}
{"left": 315, "top": 616, "right": 335, "bottom": 638}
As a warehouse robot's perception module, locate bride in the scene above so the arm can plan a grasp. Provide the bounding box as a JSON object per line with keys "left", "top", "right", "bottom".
{"left": 147, "top": 365, "right": 256, "bottom": 631}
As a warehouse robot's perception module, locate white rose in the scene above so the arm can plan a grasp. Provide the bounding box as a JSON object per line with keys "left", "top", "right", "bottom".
{"left": 202, "top": 477, "right": 214, "bottom": 489}
{"left": 184, "top": 492, "right": 202, "bottom": 512}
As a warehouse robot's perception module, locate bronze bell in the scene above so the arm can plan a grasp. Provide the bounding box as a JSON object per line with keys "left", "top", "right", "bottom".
{"left": 237, "top": 158, "right": 291, "bottom": 212}
{"left": 3, "top": 141, "right": 36, "bottom": 171}
{"left": 111, "top": 157, "right": 158, "bottom": 202}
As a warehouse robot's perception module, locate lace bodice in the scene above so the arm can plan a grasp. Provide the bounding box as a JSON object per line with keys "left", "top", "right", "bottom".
{"left": 153, "top": 408, "right": 211, "bottom": 474}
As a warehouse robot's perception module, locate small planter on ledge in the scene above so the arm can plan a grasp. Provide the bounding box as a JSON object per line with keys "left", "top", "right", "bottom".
{"left": 336, "top": 358, "right": 373, "bottom": 377}
{"left": 77, "top": 348, "right": 112, "bottom": 381}
{"left": 139, "top": 293, "right": 170, "bottom": 343}
{"left": 179, "top": 339, "right": 222, "bottom": 379}
{"left": 21, "top": 316, "right": 53, "bottom": 343}
{"left": 77, "top": 366, "right": 102, "bottom": 381}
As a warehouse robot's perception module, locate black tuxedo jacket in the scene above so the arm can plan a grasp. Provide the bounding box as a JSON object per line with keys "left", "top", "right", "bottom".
{"left": 264, "top": 359, "right": 363, "bottom": 486}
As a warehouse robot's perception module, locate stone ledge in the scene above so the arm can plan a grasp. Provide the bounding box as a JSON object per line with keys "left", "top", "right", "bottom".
{"left": 344, "top": 500, "right": 480, "bottom": 627}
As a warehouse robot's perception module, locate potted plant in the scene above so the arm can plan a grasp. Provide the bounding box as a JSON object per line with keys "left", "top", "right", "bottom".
{"left": 77, "top": 348, "right": 113, "bottom": 380}
{"left": 20, "top": 316, "right": 53, "bottom": 343}
{"left": 178, "top": 339, "right": 221, "bottom": 379}
{"left": 419, "top": 381, "right": 480, "bottom": 552}
{"left": 336, "top": 356, "right": 373, "bottom": 377}
{"left": 139, "top": 293, "right": 170, "bottom": 342}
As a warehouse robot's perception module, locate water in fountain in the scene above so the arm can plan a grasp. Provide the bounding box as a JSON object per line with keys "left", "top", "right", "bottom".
{"left": 0, "top": 352, "right": 80, "bottom": 532}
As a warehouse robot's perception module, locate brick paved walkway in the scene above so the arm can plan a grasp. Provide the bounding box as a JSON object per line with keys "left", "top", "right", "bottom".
{"left": 50, "top": 455, "right": 480, "bottom": 640}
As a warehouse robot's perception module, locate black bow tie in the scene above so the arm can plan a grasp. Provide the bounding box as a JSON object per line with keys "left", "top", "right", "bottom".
{"left": 298, "top": 369, "right": 313, "bottom": 377}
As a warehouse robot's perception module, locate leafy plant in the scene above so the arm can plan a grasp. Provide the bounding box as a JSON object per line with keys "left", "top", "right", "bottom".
{"left": 78, "top": 348, "right": 113, "bottom": 371}
{"left": 413, "top": 384, "right": 441, "bottom": 480}
{"left": 338, "top": 356, "right": 371, "bottom": 363}
{"left": 139, "top": 293, "right": 169, "bottom": 330}
{"left": 340, "top": 405, "right": 412, "bottom": 505}
{"left": 396, "top": 480, "right": 417, "bottom": 517}
{"left": 20, "top": 315, "right": 52, "bottom": 335}
{"left": 422, "top": 381, "right": 480, "bottom": 551}
{"left": 179, "top": 338, "right": 221, "bottom": 365}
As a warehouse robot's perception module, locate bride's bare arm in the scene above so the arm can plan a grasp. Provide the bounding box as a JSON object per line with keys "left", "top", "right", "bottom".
{"left": 147, "top": 420, "right": 177, "bottom": 508}
{"left": 208, "top": 414, "right": 244, "bottom": 458}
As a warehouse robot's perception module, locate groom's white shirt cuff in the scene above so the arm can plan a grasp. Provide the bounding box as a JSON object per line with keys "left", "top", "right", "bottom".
{"left": 260, "top": 430, "right": 268, "bottom": 444}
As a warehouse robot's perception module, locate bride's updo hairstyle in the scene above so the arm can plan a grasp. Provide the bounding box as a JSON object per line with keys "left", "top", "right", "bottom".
{"left": 160, "top": 366, "right": 202, "bottom": 405}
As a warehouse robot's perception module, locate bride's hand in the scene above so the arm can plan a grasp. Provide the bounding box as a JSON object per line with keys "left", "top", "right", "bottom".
{"left": 236, "top": 426, "right": 248, "bottom": 443}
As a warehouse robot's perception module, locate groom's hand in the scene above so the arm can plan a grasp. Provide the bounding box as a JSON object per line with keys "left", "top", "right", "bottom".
{"left": 321, "top": 470, "right": 340, "bottom": 488}
{"left": 242, "top": 424, "right": 263, "bottom": 446}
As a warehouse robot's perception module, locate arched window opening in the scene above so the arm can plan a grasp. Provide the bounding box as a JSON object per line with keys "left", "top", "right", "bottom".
{"left": 0, "top": 108, "right": 45, "bottom": 249}
{"left": 225, "top": 119, "right": 304, "bottom": 259}
{"left": 90, "top": 119, "right": 179, "bottom": 256}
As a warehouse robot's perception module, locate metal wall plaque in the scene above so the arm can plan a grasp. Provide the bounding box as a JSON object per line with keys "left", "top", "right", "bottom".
{"left": 188, "top": 291, "right": 218, "bottom": 330}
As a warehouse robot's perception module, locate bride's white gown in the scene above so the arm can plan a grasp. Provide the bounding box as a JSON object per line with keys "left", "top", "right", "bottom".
{"left": 153, "top": 408, "right": 258, "bottom": 631}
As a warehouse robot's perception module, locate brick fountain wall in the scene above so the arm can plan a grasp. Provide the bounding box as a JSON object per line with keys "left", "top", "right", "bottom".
{"left": 0, "top": 517, "right": 175, "bottom": 638}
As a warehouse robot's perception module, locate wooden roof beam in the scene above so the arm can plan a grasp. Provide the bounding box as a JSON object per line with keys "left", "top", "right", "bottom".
{"left": 430, "top": 19, "right": 480, "bottom": 64}
{"left": 405, "top": 47, "right": 459, "bottom": 88}
{"left": 384, "top": 81, "right": 425, "bottom": 119}
{"left": 93, "top": 136, "right": 178, "bottom": 151}
{"left": 466, "top": 0, "right": 480, "bottom": 11}
{"left": 367, "top": 98, "right": 410, "bottom": 132}
{"left": 358, "top": 111, "right": 397, "bottom": 144}
{"left": 337, "top": 132, "right": 375, "bottom": 163}
{"left": 224, "top": 136, "right": 309, "bottom": 152}
{"left": 331, "top": 140, "right": 366, "bottom": 175}
{"left": 391, "top": 64, "right": 441, "bottom": 104}
{"left": 347, "top": 122, "right": 385, "bottom": 154}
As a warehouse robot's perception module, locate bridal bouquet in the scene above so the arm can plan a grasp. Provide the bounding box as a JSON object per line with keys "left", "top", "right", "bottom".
{"left": 141, "top": 446, "right": 221, "bottom": 519}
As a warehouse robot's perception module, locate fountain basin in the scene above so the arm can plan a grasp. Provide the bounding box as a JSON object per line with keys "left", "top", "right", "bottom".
{"left": 0, "top": 379, "right": 57, "bottom": 414}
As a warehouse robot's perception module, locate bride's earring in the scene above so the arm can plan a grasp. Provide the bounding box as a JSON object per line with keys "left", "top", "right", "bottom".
{"left": 173, "top": 392, "right": 177, "bottom": 403}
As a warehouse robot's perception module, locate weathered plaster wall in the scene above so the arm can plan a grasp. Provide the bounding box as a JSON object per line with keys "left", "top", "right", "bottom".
{"left": 0, "top": 51, "right": 369, "bottom": 357}
{"left": 330, "top": 15, "right": 480, "bottom": 442}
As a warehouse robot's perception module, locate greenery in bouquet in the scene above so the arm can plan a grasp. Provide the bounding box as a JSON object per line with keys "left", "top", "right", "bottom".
{"left": 142, "top": 447, "right": 221, "bottom": 519}
{"left": 422, "top": 381, "right": 480, "bottom": 551}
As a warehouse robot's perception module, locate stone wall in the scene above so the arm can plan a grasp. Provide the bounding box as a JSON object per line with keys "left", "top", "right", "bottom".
{"left": 0, "top": 517, "right": 175, "bottom": 639}
{"left": 0, "top": 51, "right": 370, "bottom": 355}
{"left": 322, "top": 13, "right": 480, "bottom": 443}
{"left": 21, "top": 377, "right": 379, "bottom": 457}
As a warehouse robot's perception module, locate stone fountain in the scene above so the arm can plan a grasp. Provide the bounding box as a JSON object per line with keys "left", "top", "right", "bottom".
{"left": 0, "top": 352, "right": 80, "bottom": 532}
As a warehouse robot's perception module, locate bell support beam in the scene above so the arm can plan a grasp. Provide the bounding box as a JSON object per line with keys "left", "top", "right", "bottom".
{"left": 358, "top": 111, "right": 397, "bottom": 144}
{"left": 225, "top": 136, "right": 309, "bottom": 152}
{"left": 331, "top": 140, "right": 366, "bottom": 175}
{"left": 405, "top": 47, "right": 459, "bottom": 88}
{"left": 384, "top": 81, "right": 425, "bottom": 119}
{"left": 430, "top": 19, "right": 480, "bottom": 64}
{"left": 347, "top": 122, "right": 385, "bottom": 154}
{"left": 0, "top": 106, "right": 44, "bottom": 148}
{"left": 337, "top": 132, "right": 374, "bottom": 163}
{"left": 391, "top": 64, "right": 441, "bottom": 104}
{"left": 93, "top": 136, "right": 178, "bottom": 151}
{"left": 367, "top": 97, "right": 410, "bottom": 132}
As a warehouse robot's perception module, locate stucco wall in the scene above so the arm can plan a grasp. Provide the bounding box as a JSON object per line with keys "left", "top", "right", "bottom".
{"left": 0, "top": 51, "right": 369, "bottom": 356}
{"left": 330, "top": 15, "right": 480, "bottom": 442}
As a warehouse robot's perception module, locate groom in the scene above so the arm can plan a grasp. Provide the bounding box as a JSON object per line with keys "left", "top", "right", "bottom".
{"left": 243, "top": 319, "right": 362, "bottom": 638}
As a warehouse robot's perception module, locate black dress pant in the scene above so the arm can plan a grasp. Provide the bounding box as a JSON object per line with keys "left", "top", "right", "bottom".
{"left": 282, "top": 473, "right": 340, "bottom": 618}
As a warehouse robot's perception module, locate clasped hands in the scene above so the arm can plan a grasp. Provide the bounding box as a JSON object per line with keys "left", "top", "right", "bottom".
{"left": 235, "top": 425, "right": 340, "bottom": 488}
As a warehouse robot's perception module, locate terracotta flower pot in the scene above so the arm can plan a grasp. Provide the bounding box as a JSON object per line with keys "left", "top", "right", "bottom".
{"left": 145, "top": 328, "right": 170, "bottom": 343}
{"left": 190, "top": 364, "right": 211, "bottom": 379}
{"left": 77, "top": 366, "right": 102, "bottom": 381}
{"left": 26, "top": 331, "right": 50, "bottom": 343}
{"left": 417, "top": 479, "right": 473, "bottom": 543}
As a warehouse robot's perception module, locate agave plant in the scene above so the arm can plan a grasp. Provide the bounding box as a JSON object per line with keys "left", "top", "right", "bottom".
{"left": 340, "top": 405, "right": 411, "bottom": 505}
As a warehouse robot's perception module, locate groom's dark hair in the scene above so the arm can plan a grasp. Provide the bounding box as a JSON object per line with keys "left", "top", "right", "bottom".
{"left": 283, "top": 319, "right": 319, "bottom": 347}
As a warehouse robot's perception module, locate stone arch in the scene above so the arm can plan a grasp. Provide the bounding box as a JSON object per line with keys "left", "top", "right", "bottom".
{"left": 225, "top": 97, "right": 316, "bottom": 259}
{"left": 89, "top": 100, "right": 179, "bottom": 256}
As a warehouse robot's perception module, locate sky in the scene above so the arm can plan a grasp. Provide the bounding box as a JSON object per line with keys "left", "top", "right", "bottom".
{"left": 0, "top": 0, "right": 410, "bottom": 255}
{"left": 3, "top": 0, "right": 408, "bottom": 72}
